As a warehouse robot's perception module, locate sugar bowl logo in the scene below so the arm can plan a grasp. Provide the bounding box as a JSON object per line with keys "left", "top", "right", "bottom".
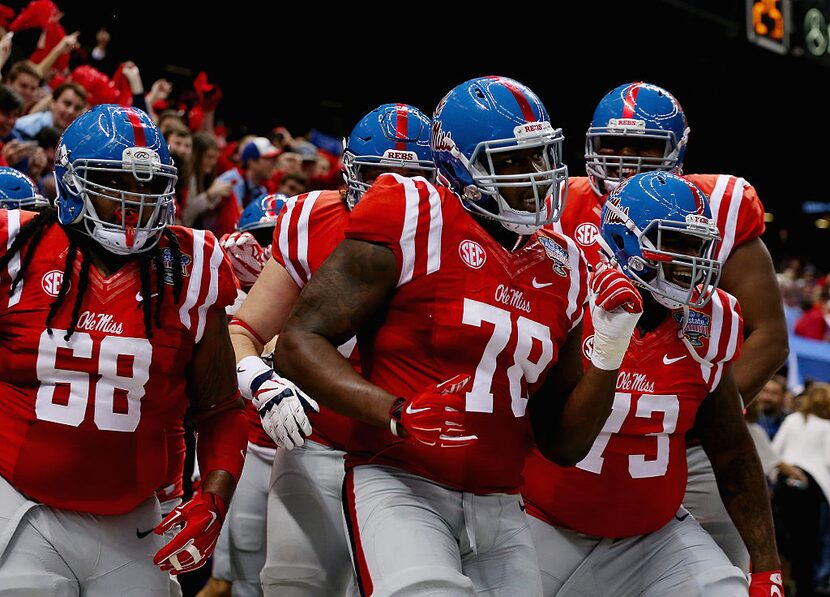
{"left": 674, "top": 309, "right": 711, "bottom": 347}
{"left": 152, "top": 248, "right": 193, "bottom": 285}
{"left": 538, "top": 236, "right": 569, "bottom": 277}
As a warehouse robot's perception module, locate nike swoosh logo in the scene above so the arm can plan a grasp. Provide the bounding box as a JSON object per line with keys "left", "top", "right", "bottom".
{"left": 406, "top": 404, "right": 429, "bottom": 415}
{"left": 663, "top": 355, "right": 687, "bottom": 365}
{"left": 674, "top": 512, "right": 690, "bottom": 522}
{"left": 136, "top": 527, "right": 154, "bottom": 539}
{"left": 135, "top": 291, "right": 159, "bottom": 302}
{"left": 237, "top": 366, "right": 245, "bottom": 373}
{"left": 531, "top": 277, "right": 553, "bottom": 289}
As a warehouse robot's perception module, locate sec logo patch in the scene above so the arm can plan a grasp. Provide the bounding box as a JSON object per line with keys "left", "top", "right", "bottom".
{"left": 575, "top": 223, "right": 599, "bottom": 246}
{"left": 41, "top": 270, "right": 67, "bottom": 297}
{"left": 459, "top": 240, "right": 486, "bottom": 269}
{"left": 582, "top": 334, "right": 594, "bottom": 361}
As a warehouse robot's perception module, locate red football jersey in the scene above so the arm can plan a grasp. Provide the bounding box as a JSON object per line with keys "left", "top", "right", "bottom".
{"left": 272, "top": 189, "right": 356, "bottom": 450}
{"left": 343, "top": 174, "right": 589, "bottom": 494}
{"left": 551, "top": 175, "right": 766, "bottom": 269}
{"left": 522, "top": 288, "right": 743, "bottom": 537}
{"left": 0, "top": 210, "right": 237, "bottom": 515}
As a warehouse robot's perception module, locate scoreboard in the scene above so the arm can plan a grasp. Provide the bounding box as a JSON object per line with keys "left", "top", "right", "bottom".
{"left": 747, "top": 0, "right": 830, "bottom": 63}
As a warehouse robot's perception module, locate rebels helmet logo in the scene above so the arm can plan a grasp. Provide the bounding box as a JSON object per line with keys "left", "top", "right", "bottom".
{"left": 459, "top": 240, "right": 486, "bottom": 269}
{"left": 575, "top": 223, "right": 599, "bottom": 246}
{"left": 41, "top": 270, "right": 67, "bottom": 297}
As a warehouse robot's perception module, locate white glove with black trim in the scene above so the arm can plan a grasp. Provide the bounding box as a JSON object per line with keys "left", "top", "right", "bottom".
{"left": 236, "top": 355, "right": 319, "bottom": 450}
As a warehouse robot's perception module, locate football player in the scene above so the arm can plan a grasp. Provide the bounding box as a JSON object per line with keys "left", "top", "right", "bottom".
{"left": 200, "top": 193, "right": 287, "bottom": 597}
{"left": 524, "top": 171, "right": 782, "bottom": 596}
{"left": 0, "top": 105, "right": 247, "bottom": 594}
{"left": 0, "top": 166, "right": 50, "bottom": 211}
{"left": 231, "top": 104, "right": 435, "bottom": 596}
{"left": 549, "top": 82, "right": 787, "bottom": 570}
{"left": 273, "top": 76, "right": 643, "bottom": 596}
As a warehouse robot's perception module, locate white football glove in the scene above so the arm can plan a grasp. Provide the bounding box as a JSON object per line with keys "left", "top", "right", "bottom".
{"left": 219, "top": 231, "right": 267, "bottom": 288}
{"left": 236, "top": 356, "right": 319, "bottom": 450}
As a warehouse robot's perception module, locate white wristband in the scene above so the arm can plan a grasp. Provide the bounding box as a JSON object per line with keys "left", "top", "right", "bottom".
{"left": 589, "top": 308, "right": 639, "bottom": 371}
{"left": 236, "top": 355, "right": 271, "bottom": 400}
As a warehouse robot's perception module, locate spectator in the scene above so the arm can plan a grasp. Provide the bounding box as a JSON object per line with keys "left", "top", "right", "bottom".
{"left": 4, "top": 60, "right": 42, "bottom": 113}
{"left": 157, "top": 109, "right": 186, "bottom": 135}
{"left": 0, "top": 84, "right": 24, "bottom": 152}
{"left": 275, "top": 171, "right": 308, "bottom": 197}
{"left": 773, "top": 383, "right": 830, "bottom": 596}
{"left": 795, "top": 287, "right": 830, "bottom": 342}
{"left": 218, "top": 136, "right": 278, "bottom": 208}
{"left": 180, "top": 132, "right": 232, "bottom": 229}
{"left": 758, "top": 375, "right": 792, "bottom": 440}
{"left": 14, "top": 81, "right": 87, "bottom": 138}
{"left": 167, "top": 123, "right": 193, "bottom": 163}
{"left": 199, "top": 137, "right": 277, "bottom": 237}
{"left": 0, "top": 86, "right": 45, "bottom": 182}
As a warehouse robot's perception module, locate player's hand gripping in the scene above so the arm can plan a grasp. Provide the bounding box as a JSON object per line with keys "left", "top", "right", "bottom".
{"left": 219, "top": 231, "right": 267, "bottom": 288}
{"left": 749, "top": 570, "right": 784, "bottom": 597}
{"left": 389, "top": 374, "right": 477, "bottom": 448}
{"left": 153, "top": 492, "right": 226, "bottom": 575}
{"left": 588, "top": 262, "right": 643, "bottom": 370}
{"left": 236, "top": 356, "right": 319, "bottom": 450}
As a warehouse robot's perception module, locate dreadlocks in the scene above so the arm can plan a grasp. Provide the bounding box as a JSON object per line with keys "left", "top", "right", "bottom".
{"left": 0, "top": 207, "right": 184, "bottom": 340}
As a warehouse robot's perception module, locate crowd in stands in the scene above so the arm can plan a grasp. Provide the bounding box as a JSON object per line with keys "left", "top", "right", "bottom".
{"left": 2, "top": 2, "right": 830, "bottom": 596}
{"left": 779, "top": 258, "right": 830, "bottom": 343}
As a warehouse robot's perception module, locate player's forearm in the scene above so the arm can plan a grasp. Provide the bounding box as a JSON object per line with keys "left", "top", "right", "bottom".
{"left": 200, "top": 470, "right": 237, "bottom": 509}
{"left": 193, "top": 396, "right": 247, "bottom": 506}
{"left": 540, "top": 366, "right": 617, "bottom": 466}
{"left": 230, "top": 325, "right": 264, "bottom": 363}
{"left": 275, "top": 328, "right": 396, "bottom": 427}
{"left": 708, "top": 435, "right": 780, "bottom": 571}
{"left": 734, "top": 328, "right": 789, "bottom": 403}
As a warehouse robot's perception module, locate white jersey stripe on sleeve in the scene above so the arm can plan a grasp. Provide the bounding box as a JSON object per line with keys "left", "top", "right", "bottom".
{"left": 277, "top": 196, "right": 305, "bottom": 288}
{"left": 6, "top": 209, "right": 22, "bottom": 308}
{"left": 723, "top": 293, "right": 741, "bottom": 364}
{"left": 296, "top": 191, "right": 322, "bottom": 282}
{"left": 701, "top": 292, "right": 724, "bottom": 384}
{"left": 194, "top": 237, "right": 225, "bottom": 343}
{"left": 710, "top": 363, "right": 725, "bottom": 393}
{"left": 425, "top": 181, "right": 443, "bottom": 276}
{"left": 718, "top": 178, "right": 745, "bottom": 264}
{"left": 179, "top": 229, "right": 206, "bottom": 331}
{"left": 706, "top": 174, "right": 730, "bottom": 228}
{"left": 710, "top": 293, "right": 741, "bottom": 391}
{"left": 562, "top": 235, "right": 583, "bottom": 326}
{"left": 397, "top": 176, "right": 420, "bottom": 287}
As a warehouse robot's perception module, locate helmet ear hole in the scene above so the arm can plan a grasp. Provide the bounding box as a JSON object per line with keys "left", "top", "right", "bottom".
{"left": 612, "top": 233, "right": 625, "bottom": 251}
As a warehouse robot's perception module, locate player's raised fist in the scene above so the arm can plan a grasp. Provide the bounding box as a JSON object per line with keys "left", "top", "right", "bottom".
{"left": 588, "top": 263, "right": 643, "bottom": 370}
{"left": 390, "top": 374, "right": 478, "bottom": 448}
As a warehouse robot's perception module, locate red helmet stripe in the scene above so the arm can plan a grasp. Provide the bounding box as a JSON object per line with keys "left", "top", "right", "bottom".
{"left": 622, "top": 83, "right": 642, "bottom": 119}
{"left": 125, "top": 107, "right": 147, "bottom": 147}
{"left": 395, "top": 103, "right": 408, "bottom": 150}
{"left": 489, "top": 76, "right": 536, "bottom": 122}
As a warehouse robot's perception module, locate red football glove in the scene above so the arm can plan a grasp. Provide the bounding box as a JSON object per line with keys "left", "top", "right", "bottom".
{"left": 153, "top": 492, "right": 227, "bottom": 575}
{"left": 590, "top": 261, "right": 643, "bottom": 313}
{"left": 749, "top": 570, "right": 784, "bottom": 597}
{"left": 389, "top": 374, "right": 477, "bottom": 448}
{"left": 219, "top": 231, "right": 268, "bottom": 288}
